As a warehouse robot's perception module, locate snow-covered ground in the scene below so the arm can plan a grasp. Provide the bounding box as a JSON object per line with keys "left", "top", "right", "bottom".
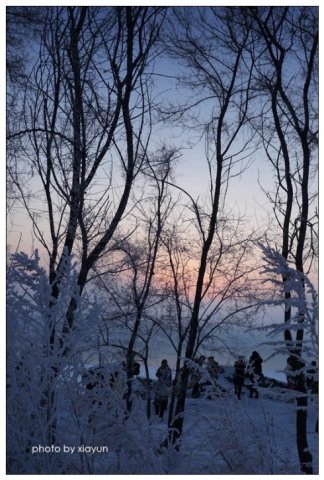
{"left": 173, "top": 393, "right": 318, "bottom": 474}
{"left": 150, "top": 372, "right": 318, "bottom": 475}
{"left": 51, "top": 369, "right": 318, "bottom": 475}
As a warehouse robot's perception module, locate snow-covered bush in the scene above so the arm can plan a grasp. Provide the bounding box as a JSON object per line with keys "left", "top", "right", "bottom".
{"left": 7, "top": 250, "right": 180, "bottom": 474}
{"left": 256, "top": 243, "right": 318, "bottom": 378}
{"left": 183, "top": 396, "right": 291, "bottom": 474}
{"left": 7, "top": 250, "right": 82, "bottom": 473}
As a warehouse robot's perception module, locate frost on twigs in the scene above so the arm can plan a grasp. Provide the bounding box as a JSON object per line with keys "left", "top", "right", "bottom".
{"left": 257, "top": 242, "right": 318, "bottom": 355}
{"left": 253, "top": 243, "right": 318, "bottom": 400}
{"left": 6, "top": 251, "right": 179, "bottom": 474}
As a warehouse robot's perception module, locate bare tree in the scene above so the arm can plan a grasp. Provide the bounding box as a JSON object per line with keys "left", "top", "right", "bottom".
{"left": 7, "top": 5, "right": 165, "bottom": 443}
{"left": 248, "top": 6, "right": 318, "bottom": 474}
{"left": 91, "top": 147, "right": 176, "bottom": 410}
{"left": 159, "top": 7, "right": 256, "bottom": 442}
{"left": 6, "top": 7, "right": 45, "bottom": 86}
{"left": 156, "top": 209, "right": 259, "bottom": 437}
{"left": 6, "top": 8, "right": 45, "bottom": 219}
{"left": 7, "top": 6, "right": 166, "bottom": 334}
{"left": 157, "top": 224, "right": 194, "bottom": 428}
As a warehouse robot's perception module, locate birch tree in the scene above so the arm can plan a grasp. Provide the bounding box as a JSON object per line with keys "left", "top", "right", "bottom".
{"left": 248, "top": 6, "right": 318, "bottom": 473}
{"left": 7, "top": 5, "right": 165, "bottom": 335}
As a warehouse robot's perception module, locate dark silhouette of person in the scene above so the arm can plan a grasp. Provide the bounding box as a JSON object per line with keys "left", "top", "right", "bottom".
{"left": 247, "top": 351, "right": 263, "bottom": 399}
{"left": 285, "top": 354, "right": 305, "bottom": 392}
{"left": 233, "top": 356, "right": 246, "bottom": 399}
{"left": 306, "top": 360, "right": 318, "bottom": 394}
{"left": 191, "top": 355, "right": 206, "bottom": 398}
{"left": 154, "top": 359, "right": 172, "bottom": 420}
{"left": 206, "top": 356, "right": 220, "bottom": 383}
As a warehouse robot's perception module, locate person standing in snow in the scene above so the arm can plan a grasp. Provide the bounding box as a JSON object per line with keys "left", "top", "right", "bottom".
{"left": 233, "top": 356, "right": 246, "bottom": 400}
{"left": 191, "top": 355, "right": 206, "bottom": 398}
{"left": 154, "top": 359, "right": 172, "bottom": 420}
{"left": 174, "top": 361, "right": 190, "bottom": 397}
{"left": 305, "top": 359, "right": 318, "bottom": 434}
{"left": 82, "top": 367, "right": 108, "bottom": 429}
{"left": 206, "top": 356, "right": 220, "bottom": 383}
{"left": 285, "top": 354, "right": 305, "bottom": 391}
{"left": 306, "top": 360, "right": 318, "bottom": 395}
{"left": 246, "top": 351, "right": 263, "bottom": 398}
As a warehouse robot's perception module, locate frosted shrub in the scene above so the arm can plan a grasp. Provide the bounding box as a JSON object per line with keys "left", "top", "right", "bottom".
{"left": 7, "top": 251, "right": 81, "bottom": 473}
{"left": 7, "top": 251, "right": 176, "bottom": 474}
{"left": 189, "top": 397, "right": 282, "bottom": 474}
{"left": 218, "top": 399, "right": 279, "bottom": 473}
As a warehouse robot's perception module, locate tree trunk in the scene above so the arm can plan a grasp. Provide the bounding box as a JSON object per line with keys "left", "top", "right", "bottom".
{"left": 167, "top": 342, "right": 183, "bottom": 429}
{"left": 169, "top": 147, "right": 223, "bottom": 442}
{"left": 296, "top": 395, "right": 313, "bottom": 474}
{"left": 143, "top": 358, "right": 151, "bottom": 420}
{"left": 168, "top": 373, "right": 188, "bottom": 446}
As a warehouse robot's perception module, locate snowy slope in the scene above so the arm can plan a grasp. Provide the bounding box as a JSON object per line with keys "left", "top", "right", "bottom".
{"left": 22, "top": 366, "right": 318, "bottom": 475}
{"left": 61, "top": 376, "right": 318, "bottom": 474}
